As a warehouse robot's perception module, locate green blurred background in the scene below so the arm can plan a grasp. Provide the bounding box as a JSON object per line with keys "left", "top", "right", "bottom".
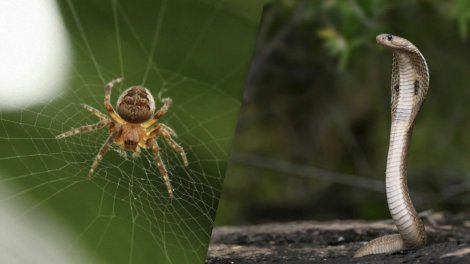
{"left": 215, "top": 0, "right": 470, "bottom": 225}
{"left": 0, "top": 0, "right": 263, "bottom": 263}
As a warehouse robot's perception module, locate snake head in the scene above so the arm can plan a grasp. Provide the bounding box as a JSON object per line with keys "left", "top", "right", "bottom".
{"left": 376, "top": 34, "right": 418, "bottom": 52}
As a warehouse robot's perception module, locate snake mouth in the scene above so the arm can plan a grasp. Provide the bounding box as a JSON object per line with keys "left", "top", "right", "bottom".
{"left": 376, "top": 34, "right": 412, "bottom": 50}
{"left": 376, "top": 34, "right": 391, "bottom": 42}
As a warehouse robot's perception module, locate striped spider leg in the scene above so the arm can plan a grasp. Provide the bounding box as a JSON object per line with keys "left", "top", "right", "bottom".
{"left": 80, "top": 103, "right": 109, "bottom": 120}
{"left": 87, "top": 128, "right": 120, "bottom": 178}
{"left": 56, "top": 119, "right": 111, "bottom": 139}
{"left": 142, "top": 97, "right": 173, "bottom": 128}
{"left": 55, "top": 105, "right": 117, "bottom": 177}
{"left": 148, "top": 123, "right": 188, "bottom": 166}
{"left": 145, "top": 123, "right": 188, "bottom": 199}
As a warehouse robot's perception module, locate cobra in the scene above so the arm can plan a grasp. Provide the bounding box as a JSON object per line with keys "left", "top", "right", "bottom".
{"left": 354, "top": 34, "right": 429, "bottom": 257}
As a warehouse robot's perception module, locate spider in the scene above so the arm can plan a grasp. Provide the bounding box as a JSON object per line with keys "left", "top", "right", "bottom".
{"left": 56, "top": 78, "right": 188, "bottom": 199}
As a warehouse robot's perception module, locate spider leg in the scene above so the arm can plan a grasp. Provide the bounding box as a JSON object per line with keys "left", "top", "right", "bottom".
{"left": 159, "top": 123, "right": 177, "bottom": 137}
{"left": 81, "top": 104, "right": 109, "bottom": 120}
{"left": 132, "top": 147, "right": 141, "bottom": 159}
{"left": 88, "top": 132, "right": 116, "bottom": 178}
{"left": 116, "top": 147, "right": 128, "bottom": 160}
{"left": 148, "top": 139, "right": 173, "bottom": 199}
{"left": 150, "top": 124, "right": 188, "bottom": 167}
{"left": 104, "top": 78, "right": 126, "bottom": 124}
{"left": 56, "top": 120, "right": 110, "bottom": 139}
{"left": 142, "top": 98, "right": 172, "bottom": 128}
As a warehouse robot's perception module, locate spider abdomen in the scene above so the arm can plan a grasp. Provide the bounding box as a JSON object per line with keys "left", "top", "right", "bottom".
{"left": 116, "top": 86, "right": 156, "bottom": 123}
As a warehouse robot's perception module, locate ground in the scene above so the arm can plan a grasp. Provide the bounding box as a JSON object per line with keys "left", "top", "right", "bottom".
{"left": 207, "top": 212, "right": 470, "bottom": 264}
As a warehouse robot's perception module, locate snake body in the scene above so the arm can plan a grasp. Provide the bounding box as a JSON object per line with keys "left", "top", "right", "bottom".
{"left": 354, "top": 34, "right": 429, "bottom": 258}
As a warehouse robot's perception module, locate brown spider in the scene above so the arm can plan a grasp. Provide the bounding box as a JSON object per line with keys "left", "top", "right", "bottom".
{"left": 56, "top": 78, "right": 188, "bottom": 199}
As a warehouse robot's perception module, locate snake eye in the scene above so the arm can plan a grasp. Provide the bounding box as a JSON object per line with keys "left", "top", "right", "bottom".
{"left": 387, "top": 34, "right": 393, "bottom": 41}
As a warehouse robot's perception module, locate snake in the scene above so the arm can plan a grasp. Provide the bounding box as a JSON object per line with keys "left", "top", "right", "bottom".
{"left": 353, "top": 34, "right": 429, "bottom": 258}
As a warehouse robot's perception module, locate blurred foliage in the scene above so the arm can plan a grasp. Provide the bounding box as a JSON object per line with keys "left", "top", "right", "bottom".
{"left": 215, "top": 0, "right": 470, "bottom": 225}
{"left": 0, "top": 0, "right": 262, "bottom": 263}
{"left": 453, "top": 0, "right": 470, "bottom": 39}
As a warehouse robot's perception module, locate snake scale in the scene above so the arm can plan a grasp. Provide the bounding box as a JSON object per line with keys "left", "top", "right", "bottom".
{"left": 354, "top": 34, "right": 429, "bottom": 258}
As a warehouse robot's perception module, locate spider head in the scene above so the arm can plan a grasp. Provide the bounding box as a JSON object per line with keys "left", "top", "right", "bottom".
{"left": 116, "top": 86, "right": 156, "bottom": 123}
{"left": 124, "top": 139, "right": 139, "bottom": 151}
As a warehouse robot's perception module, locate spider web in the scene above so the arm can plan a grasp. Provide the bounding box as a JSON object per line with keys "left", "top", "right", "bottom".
{"left": 0, "top": 0, "right": 263, "bottom": 263}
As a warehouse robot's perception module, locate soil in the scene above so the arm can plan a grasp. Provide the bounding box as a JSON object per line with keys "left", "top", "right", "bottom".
{"left": 206, "top": 212, "right": 470, "bottom": 264}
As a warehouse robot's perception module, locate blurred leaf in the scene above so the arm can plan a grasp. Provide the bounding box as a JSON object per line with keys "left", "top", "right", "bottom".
{"left": 453, "top": 0, "right": 470, "bottom": 39}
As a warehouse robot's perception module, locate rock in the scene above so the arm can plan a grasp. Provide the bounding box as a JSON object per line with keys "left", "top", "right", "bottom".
{"left": 207, "top": 212, "right": 470, "bottom": 263}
